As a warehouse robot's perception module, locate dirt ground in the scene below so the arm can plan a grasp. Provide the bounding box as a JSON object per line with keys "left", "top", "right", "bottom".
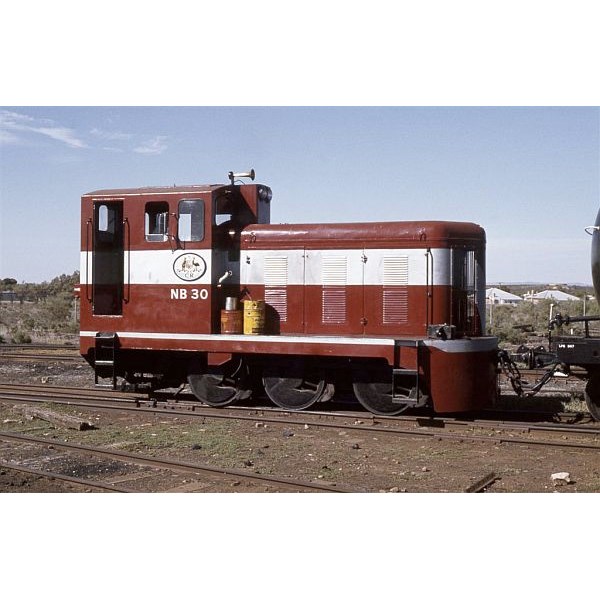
{"left": 1, "top": 357, "right": 599, "bottom": 493}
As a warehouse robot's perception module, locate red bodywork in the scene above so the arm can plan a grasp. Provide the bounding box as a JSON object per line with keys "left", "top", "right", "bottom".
{"left": 79, "top": 180, "right": 498, "bottom": 413}
{"left": 240, "top": 221, "right": 485, "bottom": 336}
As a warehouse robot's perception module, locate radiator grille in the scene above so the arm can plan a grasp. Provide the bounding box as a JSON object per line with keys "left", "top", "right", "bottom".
{"left": 264, "top": 256, "right": 288, "bottom": 322}
{"left": 382, "top": 256, "right": 409, "bottom": 324}
{"left": 322, "top": 256, "right": 347, "bottom": 324}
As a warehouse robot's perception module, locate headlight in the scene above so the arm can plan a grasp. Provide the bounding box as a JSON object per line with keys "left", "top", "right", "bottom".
{"left": 258, "top": 186, "right": 272, "bottom": 202}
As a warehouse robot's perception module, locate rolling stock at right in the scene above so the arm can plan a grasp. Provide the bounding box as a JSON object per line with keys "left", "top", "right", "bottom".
{"left": 503, "top": 207, "right": 600, "bottom": 420}
{"left": 545, "top": 208, "right": 600, "bottom": 420}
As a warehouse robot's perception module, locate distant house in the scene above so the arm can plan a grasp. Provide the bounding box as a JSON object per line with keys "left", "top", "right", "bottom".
{"left": 523, "top": 289, "right": 580, "bottom": 303}
{"left": 486, "top": 287, "right": 523, "bottom": 305}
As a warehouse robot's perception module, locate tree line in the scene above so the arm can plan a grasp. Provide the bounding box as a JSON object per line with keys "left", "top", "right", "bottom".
{"left": 1, "top": 272, "right": 79, "bottom": 303}
{"left": 487, "top": 288, "right": 599, "bottom": 345}
{"left": 0, "top": 272, "right": 80, "bottom": 343}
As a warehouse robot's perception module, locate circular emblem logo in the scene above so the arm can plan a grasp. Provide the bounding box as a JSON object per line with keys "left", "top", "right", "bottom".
{"left": 173, "top": 253, "right": 207, "bottom": 281}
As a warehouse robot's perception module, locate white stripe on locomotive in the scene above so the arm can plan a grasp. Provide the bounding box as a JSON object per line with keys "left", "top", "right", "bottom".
{"left": 242, "top": 248, "right": 451, "bottom": 286}
{"left": 80, "top": 247, "right": 451, "bottom": 287}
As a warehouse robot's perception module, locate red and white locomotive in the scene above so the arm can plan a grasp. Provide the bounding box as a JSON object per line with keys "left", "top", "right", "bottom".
{"left": 80, "top": 170, "right": 498, "bottom": 415}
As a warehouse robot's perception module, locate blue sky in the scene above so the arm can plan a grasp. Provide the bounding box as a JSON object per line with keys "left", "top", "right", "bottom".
{"left": 0, "top": 106, "right": 598, "bottom": 284}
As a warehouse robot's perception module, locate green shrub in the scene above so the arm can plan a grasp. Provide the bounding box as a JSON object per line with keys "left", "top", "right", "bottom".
{"left": 487, "top": 290, "right": 598, "bottom": 344}
{"left": 11, "top": 330, "right": 32, "bottom": 344}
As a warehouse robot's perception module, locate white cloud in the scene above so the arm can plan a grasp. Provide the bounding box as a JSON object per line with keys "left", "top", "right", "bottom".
{"left": 35, "top": 125, "right": 88, "bottom": 148}
{"left": 90, "top": 127, "right": 134, "bottom": 141}
{"left": 0, "top": 110, "right": 35, "bottom": 126}
{"left": 1, "top": 110, "right": 168, "bottom": 156}
{"left": 0, "top": 109, "right": 87, "bottom": 149}
{"left": 133, "top": 135, "right": 168, "bottom": 155}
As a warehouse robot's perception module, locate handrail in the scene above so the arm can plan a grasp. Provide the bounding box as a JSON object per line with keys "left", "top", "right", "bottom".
{"left": 425, "top": 248, "right": 433, "bottom": 329}
{"left": 123, "top": 217, "right": 130, "bottom": 303}
{"left": 85, "top": 218, "right": 92, "bottom": 303}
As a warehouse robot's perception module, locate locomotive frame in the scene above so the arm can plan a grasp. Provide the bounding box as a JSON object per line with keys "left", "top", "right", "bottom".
{"left": 79, "top": 170, "right": 499, "bottom": 416}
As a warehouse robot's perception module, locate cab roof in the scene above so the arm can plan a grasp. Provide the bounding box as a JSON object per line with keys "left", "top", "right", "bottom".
{"left": 82, "top": 184, "right": 226, "bottom": 197}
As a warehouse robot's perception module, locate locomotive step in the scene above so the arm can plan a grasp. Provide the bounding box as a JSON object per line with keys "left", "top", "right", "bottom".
{"left": 393, "top": 369, "right": 419, "bottom": 376}
{"left": 392, "top": 368, "right": 426, "bottom": 406}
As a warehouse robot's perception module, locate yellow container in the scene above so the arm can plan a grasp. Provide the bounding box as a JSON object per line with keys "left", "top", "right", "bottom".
{"left": 243, "top": 300, "right": 266, "bottom": 335}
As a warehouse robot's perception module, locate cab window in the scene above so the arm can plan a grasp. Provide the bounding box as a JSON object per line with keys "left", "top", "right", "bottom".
{"left": 178, "top": 199, "right": 205, "bottom": 242}
{"left": 145, "top": 202, "right": 169, "bottom": 242}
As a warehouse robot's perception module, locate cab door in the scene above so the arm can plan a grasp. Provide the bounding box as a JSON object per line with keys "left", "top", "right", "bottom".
{"left": 92, "top": 201, "right": 124, "bottom": 315}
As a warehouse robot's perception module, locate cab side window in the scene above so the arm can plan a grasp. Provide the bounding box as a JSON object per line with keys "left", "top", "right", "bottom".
{"left": 178, "top": 199, "right": 204, "bottom": 242}
{"left": 145, "top": 202, "right": 169, "bottom": 242}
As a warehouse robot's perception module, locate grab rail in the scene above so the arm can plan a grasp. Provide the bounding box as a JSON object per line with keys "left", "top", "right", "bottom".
{"left": 85, "top": 218, "right": 92, "bottom": 303}
{"left": 123, "top": 217, "right": 131, "bottom": 303}
{"left": 425, "top": 248, "right": 433, "bottom": 329}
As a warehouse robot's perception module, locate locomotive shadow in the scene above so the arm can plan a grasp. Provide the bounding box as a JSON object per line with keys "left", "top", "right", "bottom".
{"left": 230, "top": 388, "right": 581, "bottom": 422}
{"left": 493, "top": 393, "right": 584, "bottom": 420}
{"left": 264, "top": 305, "right": 281, "bottom": 335}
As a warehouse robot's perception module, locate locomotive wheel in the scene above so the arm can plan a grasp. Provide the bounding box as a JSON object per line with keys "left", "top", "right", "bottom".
{"left": 263, "top": 361, "right": 334, "bottom": 410}
{"left": 353, "top": 365, "right": 416, "bottom": 416}
{"left": 188, "top": 359, "right": 251, "bottom": 407}
{"left": 584, "top": 372, "right": 600, "bottom": 421}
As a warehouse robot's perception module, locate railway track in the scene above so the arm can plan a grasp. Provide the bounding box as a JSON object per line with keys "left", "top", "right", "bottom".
{"left": 0, "top": 344, "right": 82, "bottom": 363}
{"left": 0, "top": 460, "right": 132, "bottom": 492}
{"left": 3, "top": 383, "right": 599, "bottom": 493}
{"left": 0, "top": 344, "right": 77, "bottom": 351}
{"left": 0, "top": 352, "right": 83, "bottom": 362}
{"left": 1, "top": 383, "right": 599, "bottom": 452}
{"left": 0, "top": 430, "right": 350, "bottom": 493}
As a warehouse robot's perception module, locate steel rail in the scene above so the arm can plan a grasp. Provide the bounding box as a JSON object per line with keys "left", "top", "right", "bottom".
{"left": 0, "top": 353, "right": 82, "bottom": 362}
{"left": 2, "top": 390, "right": 600, "bottom": 452}
{"left": 2, "top": 383, "right": 598, "bottom": 436}
{"left": 1, "top": 383, "right": 597, "bottom": 431}
{"left": 0, "top": 383, "right": 139, "bottom": 400}
{"left": 0, "top": 344, "right": 77, "bottom": 351}
{"left": 0, "top": 431, "right": 350, "bottom": 493}
{"left": 0, "top": 460, "right": 130, "bottom": 492}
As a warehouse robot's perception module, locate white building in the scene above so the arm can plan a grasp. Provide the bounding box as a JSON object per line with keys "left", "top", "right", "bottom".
{"left": 523, "top": 289, "right": 580, "bottom": 303}
{"left": 486, "top": 287, "right": 523, "bottom": 305}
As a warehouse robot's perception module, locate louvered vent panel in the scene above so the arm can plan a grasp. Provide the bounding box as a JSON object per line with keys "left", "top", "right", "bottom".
{"left": 322, "top": 256, "right": 347, "bottom": 324}
{"left": 382, "top": 256, "right": 409, "bottom": 324}
{"left": 264, "top": 256, "right": 288, "bottom": 322}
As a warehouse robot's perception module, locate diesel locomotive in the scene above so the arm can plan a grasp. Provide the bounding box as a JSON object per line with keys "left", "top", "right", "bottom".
{"left": 79, "top": 170, "right": 500, "bottom": 415}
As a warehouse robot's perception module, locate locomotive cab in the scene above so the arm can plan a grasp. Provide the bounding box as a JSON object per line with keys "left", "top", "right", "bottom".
{"left": 209, "top": 180, "right": 272, "bottom": 329}
{"left": 79, "top": 172, "right": 272, "bottom": 385}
